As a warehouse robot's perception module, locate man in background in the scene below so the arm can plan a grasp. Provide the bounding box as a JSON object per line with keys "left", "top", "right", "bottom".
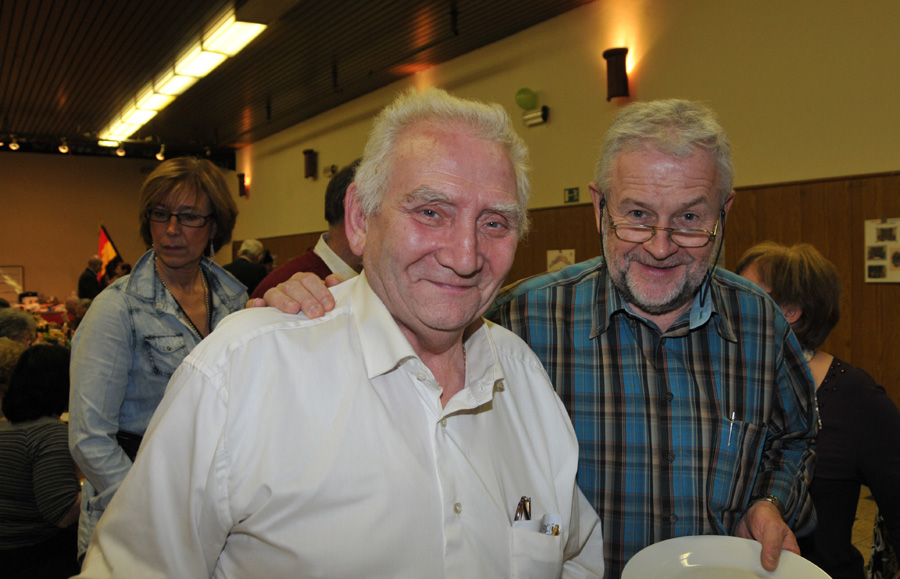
{"left": 224, "top": 239, "right": 268, "bottom": 295}
{"left": 77, "top": 256, "right": 104, "bottom": 300}
{"left": 250, "top": 160, "right": 363, "bottom": 300}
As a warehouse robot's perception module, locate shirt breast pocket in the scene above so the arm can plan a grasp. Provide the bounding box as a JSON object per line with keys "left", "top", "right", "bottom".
{"left": 510, "top": 523, "right": 563, "bottom": 579}
{"left": 142, "top": 334, "right": 188, "bottom": 377}
{"left": 707, "top": 417, "right": 767, "bottom": 518}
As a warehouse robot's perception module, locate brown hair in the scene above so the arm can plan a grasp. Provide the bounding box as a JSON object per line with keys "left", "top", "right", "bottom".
{"left": 138, "top": 157, "right": 238, "bottom": 252}
{"left": 735, "top": 242, "right": 841, "bottom": 350}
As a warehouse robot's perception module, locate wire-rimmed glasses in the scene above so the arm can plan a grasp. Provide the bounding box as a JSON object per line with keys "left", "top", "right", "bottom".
{"left": 606, "top": 205, "right": 719, "bottom": 248}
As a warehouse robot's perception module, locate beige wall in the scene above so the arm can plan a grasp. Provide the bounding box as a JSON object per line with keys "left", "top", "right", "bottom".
{"left": 4, "top": 0, "right": 900, "bottom": 298}
{"left": 231, "top": 0, "right": 900, "bottom": 243}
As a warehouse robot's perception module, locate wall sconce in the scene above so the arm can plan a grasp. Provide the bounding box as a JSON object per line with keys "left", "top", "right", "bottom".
{"left": 602, "top": 47, "right": 629, "bottom": 101}
{"left": 515, "top": 88, "right": 549, "bottom": 127}
{"left": 155, "top": 144, "right": 166, "bottom": 161}
{"left": 115, "top": 145, "right": 126, "bottom": 157}
{"left": 303, "top": 149, "right": 318, "bottom": 180}
{"left": 9, "top": 136, "right": 20, "bottom": 151}
{"left": 58, "top": 138, "right": 69, "bottom": 154}
{"left": 238, "top": 173, "right": 249, "bottom": 197}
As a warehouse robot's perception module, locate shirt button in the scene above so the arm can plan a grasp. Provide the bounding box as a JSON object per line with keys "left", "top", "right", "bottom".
{"left": 669, "top": 513, "right": 679, "bottom": 523}
{"left": 416, "top": 372, "right": 427, "bottom": 381}
{"left": 666, "top": 392, "right": 674, "bottom": 402}
{"left": 667, "top": 452, "right": 676, "bottom": 462}
{"left": 441, "top": 418, "right": 447, "bottom": 428}
{"left": 454, "top": 503, "right": 463, "bottom": 514}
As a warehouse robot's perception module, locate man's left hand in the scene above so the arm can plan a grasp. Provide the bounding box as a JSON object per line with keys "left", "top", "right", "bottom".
{"left": 734, "top": 500, "right": 799, "bottom": 572}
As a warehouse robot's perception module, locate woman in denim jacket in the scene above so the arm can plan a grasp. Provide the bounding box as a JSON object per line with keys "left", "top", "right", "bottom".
{"left": 68, "top": 158, "right": 248, "bottom": 560}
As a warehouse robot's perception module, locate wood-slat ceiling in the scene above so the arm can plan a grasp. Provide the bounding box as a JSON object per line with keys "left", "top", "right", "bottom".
{"left": 0, "top": 0, "right": 592, "bottom": 159}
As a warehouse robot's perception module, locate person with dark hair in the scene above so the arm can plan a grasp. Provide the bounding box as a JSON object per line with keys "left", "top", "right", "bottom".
{"left": 0, "top": 308, "right": 37, "bottom": 345}
{"left": 0, "top": 297, "right": 10, "bottom": 308}
{"left": 249, "top": 160, "right": 364, "bottom": 300}
{"left": 259, "top": 250, "right": 274, "bottom": 273}
{"left": 0, "top": 344, "right": 81, "bottom": 578}
{"left": 737, "top": 241, "right": 900, "bottom": 579}
{"left": 77, "top": 256, "right": 105, "bottom": 300}
{"left": 69, "top": 157, "right": 248, "bottom": 559}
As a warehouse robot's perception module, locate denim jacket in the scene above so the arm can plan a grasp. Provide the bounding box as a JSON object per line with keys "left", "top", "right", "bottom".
{"left": 69, "top": 249, "right": 246, "bottom": 552}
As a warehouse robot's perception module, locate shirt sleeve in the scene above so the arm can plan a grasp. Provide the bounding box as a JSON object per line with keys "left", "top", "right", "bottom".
{"left": 77, "top": 356, "right": 230, "bottom": 578}
{"left": 561, "top": 486, "right": 605, "bottom": 578}
{"left": 68, "top": 291, "right": 136, "bottom": 507}
{"left": 750, "top": 331, "right": 818, "bottom": 536}
{"left": 32, "top": 422, "right": 81, "bottom": 525}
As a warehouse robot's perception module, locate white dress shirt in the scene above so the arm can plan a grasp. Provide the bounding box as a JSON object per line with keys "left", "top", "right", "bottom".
{"left": 78, "top": 272, "right": 604, "bottom": 579}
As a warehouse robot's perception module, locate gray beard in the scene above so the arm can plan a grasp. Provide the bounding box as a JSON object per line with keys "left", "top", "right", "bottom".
{"left": 612, "top": 266, "right": 706, "bottom": 315}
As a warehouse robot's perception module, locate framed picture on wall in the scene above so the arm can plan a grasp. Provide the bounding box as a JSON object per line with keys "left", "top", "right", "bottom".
{"left": 0, "top": 265, "right": 25, "bottom": 304}
{"left": 865, "top": 218, "right": 900, "bottom": 283}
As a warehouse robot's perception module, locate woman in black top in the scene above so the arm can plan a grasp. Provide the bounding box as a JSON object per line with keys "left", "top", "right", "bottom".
{"left": 737, "top": 242, "right": 900, "bottom": 579}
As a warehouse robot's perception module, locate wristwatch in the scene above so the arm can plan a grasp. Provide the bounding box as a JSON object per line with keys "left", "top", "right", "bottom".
{"left": 750, "top": 494, "right": 786, "bottom": 519}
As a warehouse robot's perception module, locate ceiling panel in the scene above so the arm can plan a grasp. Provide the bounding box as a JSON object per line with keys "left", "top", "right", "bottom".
{"left": 0, "top": 0, "right": 593, "bottom": 163}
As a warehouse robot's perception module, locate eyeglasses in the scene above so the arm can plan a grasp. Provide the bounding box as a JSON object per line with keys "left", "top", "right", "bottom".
{"left": 605, "top": 205, "right": 719, "bottom": 248}
{"left": 147, "top": 208, "right": 213, "bottom": 228}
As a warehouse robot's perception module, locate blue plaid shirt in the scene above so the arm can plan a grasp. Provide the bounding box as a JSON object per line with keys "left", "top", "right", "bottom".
{"left": 487, "top": 257, "right": 817, "bottom": 578}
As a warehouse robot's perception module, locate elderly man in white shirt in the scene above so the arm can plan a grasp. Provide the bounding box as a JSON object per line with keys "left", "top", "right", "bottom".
{"left": 76, "top": 87, "right": 604, "bottom": 578}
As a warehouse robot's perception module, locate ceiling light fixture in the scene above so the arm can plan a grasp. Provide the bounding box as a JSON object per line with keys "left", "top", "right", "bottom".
{"left": 58, "top": 138, "right": 70, "bottom": 154}
{"left": 115, "top": 145, "right": 126, "bottom": 157}
{"left": 98, "top": 6, "right": 266, "bottom": 145}
{"left": 156, "top": 144, "right": 166, "bottom": 161}
{"left": 9, "top": 136, "right": 20, "bottom": 151}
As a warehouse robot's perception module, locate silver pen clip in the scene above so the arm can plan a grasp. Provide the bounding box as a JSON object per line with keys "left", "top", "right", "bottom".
{"left": 727, "top": 411, "right": 736, "bottom": 447}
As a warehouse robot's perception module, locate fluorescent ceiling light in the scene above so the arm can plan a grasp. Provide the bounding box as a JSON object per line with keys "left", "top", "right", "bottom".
{"left": 136, "top": 86, "right": 175, "bottom": 112}
{"left": 155, "top": 68, "right": 199, "bottom": 96}
{"left": 204, "top": 16, "right": 266, "bottom": 56}
{"left": 97, "top": 6, "right": 267, "bottom": 149}
{"left": 123, "top": 107, "right": 158, "bottom": 126}
{"left": 175, "top": 43, "right": 228, "bottom": 77}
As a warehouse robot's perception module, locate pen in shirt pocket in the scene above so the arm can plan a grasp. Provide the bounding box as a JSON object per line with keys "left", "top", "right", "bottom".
{"left": 727, "top": 411, "right": 737, "bottom": 446}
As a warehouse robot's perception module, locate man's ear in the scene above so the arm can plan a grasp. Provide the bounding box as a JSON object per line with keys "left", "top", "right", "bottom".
{"left": 589, "top": 183, "right": 604, "bottom": 235}
{"left": 344, "top": 183, "right": 367, "bottom": 257}
{"left": 722, "top": 190, "right": 736, "bottom": 218}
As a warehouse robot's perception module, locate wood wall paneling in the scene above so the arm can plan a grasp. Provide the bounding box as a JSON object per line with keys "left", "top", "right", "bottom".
{"left": 243, "top": 173, "right": 899, "bottom": 406}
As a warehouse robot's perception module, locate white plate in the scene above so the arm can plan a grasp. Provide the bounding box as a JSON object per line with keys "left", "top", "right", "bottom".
{"left": 622, "top": 535, "right": 830, "bottom": 578}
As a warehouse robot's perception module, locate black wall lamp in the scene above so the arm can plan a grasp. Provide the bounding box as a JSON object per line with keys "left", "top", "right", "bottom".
{"left": 602, "top": 47, "right": 629, "bottom": 101}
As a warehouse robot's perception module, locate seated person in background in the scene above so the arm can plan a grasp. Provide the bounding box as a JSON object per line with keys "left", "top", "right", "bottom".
{"left": 0, "top": 308, "right": 37, "bottom": 345}
{"left": 77, "top": 256, "right": 104, "bottom": 300}
{"left": 0, "top": 344, "right": 81, "bottom": 579}
{"left": 106, "top": 262, "right": 132, "bottom": 285}
{"left": 223, "top": 239, "right": 268, "bottom": 295}
{"left": 0, "top": 337, "right": 28, "bottom": 418}
{"left": 737, "top": 241, "right": 900, "bottom": 579}
{"left": 259, "top": 250, "right": 274, "bottom": 274}
{"left": 0, "top": 298, "right": 10, "bottom": 308}
{"left": 249, "top": 160, "right": 363, "bottom": 301}
{"left": 76, "top": 87, "right": 604, "bottom": 578}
